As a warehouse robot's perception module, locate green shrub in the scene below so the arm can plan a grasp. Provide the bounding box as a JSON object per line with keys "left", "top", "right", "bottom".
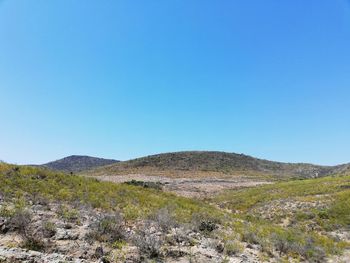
{"left": 57, "top": 205, "right": 79, "bottom": 223}
{"left": 21, "top": 234, "right": 46, "bottom": 252}
{"left": 224, "top": 240, "right": 244, "bottom": 256}
{"left": 42, "top": 221, "right": 56, "bottom": 238}
{"left": 242, "top": 230, "right": 260, "bottom": 245}
{"left": 191, "top": 211, "right": 221, "bottom": 234}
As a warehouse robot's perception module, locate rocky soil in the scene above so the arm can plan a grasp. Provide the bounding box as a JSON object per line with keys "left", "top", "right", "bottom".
{"left": 0, "top": 200, "right": 265, "bottom": 263}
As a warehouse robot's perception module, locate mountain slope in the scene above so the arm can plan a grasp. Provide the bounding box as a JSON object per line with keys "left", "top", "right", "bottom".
{"left": 43, "top": 155, "right": 119, "bottom": 172}
{"left": 85, "top": 151, "right": 349, "bottom": 179}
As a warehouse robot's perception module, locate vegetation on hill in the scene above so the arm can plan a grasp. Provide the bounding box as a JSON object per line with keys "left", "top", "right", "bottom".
{"left": 0, "top": 162, "right": 349, "bottom": 262}
{"left": 85, "top": 151, "right": 348, "bottom": 179}
{"left": 0, "top": 163, "right": 231, "bottom": 262}
{"left": 213, "top": 174, "right": 350, "bottom": 219}
{"left": 210, "top": 174, "right": 350, "bottom": 261}
{"left": 0, "top": 163, "right": 214, "bottom": 221}
{"left": 42, "top": 155, "right": 119, "bottom": 172}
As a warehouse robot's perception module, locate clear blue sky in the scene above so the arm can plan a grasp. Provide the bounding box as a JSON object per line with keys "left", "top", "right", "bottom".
{"left": 1, "top": 0, "right": 350, "bottom": 165}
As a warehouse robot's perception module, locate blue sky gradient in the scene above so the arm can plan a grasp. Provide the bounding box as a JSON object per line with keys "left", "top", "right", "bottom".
{"left": 1, "top": 0, "right": 350, "bottom": 165}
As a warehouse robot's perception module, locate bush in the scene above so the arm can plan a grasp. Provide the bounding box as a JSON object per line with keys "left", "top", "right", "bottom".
{"left": 132, "top": 225, "right": 164, "bottom": 259}
{"left": 191, "top": 212, "right": 220, "bottom": 234}
{"left": 42, "top": 221, "right": 56, "bottom": 238}
{"left": 165, "top": 227, "right": 194, "bottom": 247}
{"left": 2, "top": 207, "right": 46, "bottom": 252}
{"left": 299, "top": 238, "right": 327, "bottom": 263}
{"left": 57, "top": 205, "right": 79, "bottom": 223}
{"left": 86, "top": 212, "right": 125, "bottom": 244}
{"left": 224, "top": 240, "right": 244, "bottom": 256}
{"left": 0, "top": 205, "right": 15, "bottom": 219}
{"left": 8, "top": 209, "right": 32, "bottom": 235}
{"left": 270, "top": 230, "right": 328, "bottom": 262}
{"left": 271, "top": 232, "right": 296, "bottom": 256}
{"left": 151, "top": 207, "right": 178, "bottom": 232}
{"left": 21, "top": 233, "right": 46, "bottom": 251}
{"left": 242, "top": 229, "right": 260, "bottom": 245}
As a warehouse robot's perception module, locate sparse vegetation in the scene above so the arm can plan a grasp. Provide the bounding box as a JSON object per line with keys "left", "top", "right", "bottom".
{"left": 0, "top": 163, "right": 218, "bottom": 222}
{"left": 211, "top": 174, "right": 350, "bottom": 261}
{"left": 0, "top": 162, "right": 349, "bottom": 262}
{"left": 213, "top": 174, "right": 350, "bottom": 230}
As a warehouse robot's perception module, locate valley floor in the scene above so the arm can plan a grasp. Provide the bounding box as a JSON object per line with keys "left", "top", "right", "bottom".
{"left": 92, "top": 174, "right": 271, "bottom": 198}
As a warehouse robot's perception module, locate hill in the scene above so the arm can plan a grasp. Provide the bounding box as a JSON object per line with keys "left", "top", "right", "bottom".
{"left": 85, "top": 151, "right": 350, "bottom": 179}
{"left": 42, "top": 155, "right": 119, "bottom": 172}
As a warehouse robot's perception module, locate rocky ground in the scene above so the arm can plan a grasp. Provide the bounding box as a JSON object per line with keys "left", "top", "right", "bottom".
{"left": 0, "top": 200, "right": 266, "bottom": 263}
{"left": 1, "top": 200, "right": 349, "bottom": 263}
{"left": 249, "top": 197, "right": 350, "bottom": 263}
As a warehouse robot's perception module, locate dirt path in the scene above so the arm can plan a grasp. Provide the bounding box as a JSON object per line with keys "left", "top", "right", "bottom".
{"left": 92, "top": 174, "right": 271, "bottom": 198}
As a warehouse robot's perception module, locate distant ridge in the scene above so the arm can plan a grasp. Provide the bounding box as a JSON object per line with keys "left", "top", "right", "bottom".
{"left": 43, "top": 155, "right": 119, "bottom": 172}
{"left": 85, "top": 151, "right": 350, "bottom": 179}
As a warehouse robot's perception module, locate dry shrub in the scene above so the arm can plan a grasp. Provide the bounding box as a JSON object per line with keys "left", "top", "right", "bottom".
{"left": 151, "top": 207, "right": 178, "bottom": 232}
{"left": 132, "top": 223, "right": 164, "bottom": 260}
{"left": 86, "top": 212, "right": 125, "bottom": 244}
{"left": 191, "top": 212, "right": 220, "bottom": 234}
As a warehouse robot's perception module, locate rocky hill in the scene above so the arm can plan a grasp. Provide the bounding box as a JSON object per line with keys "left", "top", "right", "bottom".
{"left": 42, "top": 155, "right": 119, "bottom": 172}
{"left": 85, "top": 151, "right": 350, "bottom": 179}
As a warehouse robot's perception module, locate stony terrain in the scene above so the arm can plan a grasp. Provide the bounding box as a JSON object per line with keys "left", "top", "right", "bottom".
{"left": 0, "top": 200, "right": 265, "bottom": 263}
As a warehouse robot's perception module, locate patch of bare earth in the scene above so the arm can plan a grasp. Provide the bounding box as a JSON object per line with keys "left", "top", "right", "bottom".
{"left": 92, "top": 174, "right": 271, "bottom": 198}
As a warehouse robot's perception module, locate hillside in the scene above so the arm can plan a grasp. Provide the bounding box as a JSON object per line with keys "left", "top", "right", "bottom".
{"left": 0, "top": 163, "right": 225, "bottom": 262}
{"left": 42, "top": 155, "right": 119, "bottom": 172}
{"left": 85, "top": 151, "right": 350, "bottom": 179}
{"left": 0, "top": 163, "right": 349, "bottom": 262}
{"left": 210, "top": 173, "right": 350, "bottom": 262}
